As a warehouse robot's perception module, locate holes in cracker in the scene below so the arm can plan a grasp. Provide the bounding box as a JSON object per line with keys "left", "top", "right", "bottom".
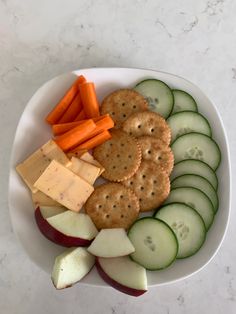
{"left": 151, "top": 192, "right": 155, "bottom": 196}
{"left": 158, "top": 156, "right": 162, "bottom": 160}
{"left": 123, "top": 114, "right": 126, "bottom": 118}
{"left": 130, "top": 181, "right": 133, "bottom": 185}
{"left": 138, "top": 125, "right": 141, "bottom": 129}
{"left": 120, "top": 195, "right": 124, "bottom": 199}
{"left": 148, "top": 150, "right": 151, "bottom": 154}
{"left": 110, "top": 143, "right": 113, "bottom": 147}
{"left": 113, "top": 204, "right": 117, "bottom": 208}
{"left": 140, "top": 186, "right": 144, "bottom": 191}
{"left": 129, "top": 132, "right": 133, "bottom": 136}
{"left": 117, "top": 154, "right": 120, "bottom": 158}
{"left": 113, "top": 165, "right": 116, "bottom": 169}
{"left": 98, "top": 204, "right": 102, "bottom": 209}
{"left": 122, "top": 102, "right": 126, "bottom": 107}
{"left": 128, "top": 204, "right": 131, "bottom": 208}
{"left": 128, "top": 155, "right": 132, "bottom": 158}
{"left": 139, "top": 198, "right": 142, "bottom": 202}
{"left": 105, "top": 195, "right": 109, "bottom": 199}
{"left": 124, "top": 166, "right": 127, "bottom": 170}
{"left": 153, "top": 180, "right": 157, "bottom": 184}
{"left": 121, "top": 143, "right": 124, "bottom": 147}
{"left": 106, "top": 214, "right": 110, "bottom": 219}
{"left": 133, "top": 105, "right": 136, "bottom": 109}
{"left": 121, "top": 214, "right": 124, "bottom": 218}
{"left": 142, "top": 175, "right": 146, "bottom": 179}
{"left": 111, "top": 112, "right": 115, "bottom": 115}
{"left": 151, "top": 128, "right": 154, "bottom": 133}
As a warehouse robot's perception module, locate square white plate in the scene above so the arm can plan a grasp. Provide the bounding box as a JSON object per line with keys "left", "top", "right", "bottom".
{"left": 8, "top": 67, "right": 231, "bottom": 287}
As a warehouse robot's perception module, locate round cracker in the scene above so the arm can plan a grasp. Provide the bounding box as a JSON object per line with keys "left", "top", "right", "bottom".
{"left": 93, "top": 129, "right": 141, "bottom": 182}
{"left": 122, "top": 111, "right": 171, "bottom": 145}
{"left": 137, "top": 136, "right": 174, "bottom": 175}
{"left": 101, "top": 89, "right": 148, "bottom": 128}
{"left": 122, "top": 160, "right": 170, "bottom": 212}
{"left": 85, "top": 183, "right": 140, "bottom": 230}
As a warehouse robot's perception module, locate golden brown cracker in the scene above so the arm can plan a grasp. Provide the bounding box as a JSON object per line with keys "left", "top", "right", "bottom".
{"left": 93, "top": 129, "right": 141, "bottom": 182}
{"left": 122, "top": 160, "right": 170, "bottom": 212}
{"left": 137, "top": 136, "right": 174, "bottom": 175}
{"left": 122, "top": 111, "right": 171, "bottom": 145}
{"left": 101, "top": 89, "right": 148, "bottom": 128}
{"left": 85, "top": 183, "right": 140, "bottom": 230}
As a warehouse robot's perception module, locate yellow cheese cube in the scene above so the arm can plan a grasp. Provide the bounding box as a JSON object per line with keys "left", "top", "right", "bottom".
{"left": 34, "top": 160, "right": 94, "bottom": 212}
{"left": 68, "top": 157, "right": 100, "bottom": 185}
{"left": 32, "top": 191, "right": 60, "bottom": 208}
{"left": 16, "top": 140, "right": 70, "bottom": 193}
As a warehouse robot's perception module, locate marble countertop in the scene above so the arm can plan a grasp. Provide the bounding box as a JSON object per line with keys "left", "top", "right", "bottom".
{"left": 1, "top": 0, "right": 236, "bottom": 313}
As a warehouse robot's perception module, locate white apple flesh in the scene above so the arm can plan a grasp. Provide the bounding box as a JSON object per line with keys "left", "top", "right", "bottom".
{"left": 52, "top": 247, "right": 95, "bottom": 289}
{"left": 96, "top": 256, "right": 147, "bottom": 296}
{"left": 35, "top": 207, "right": 98, "bottom": 247}
{"left": 88, "top": 228, "right": 135, "bottom": 257}
{"left": 39, "top": 206, "right": 66, "bottom": 219}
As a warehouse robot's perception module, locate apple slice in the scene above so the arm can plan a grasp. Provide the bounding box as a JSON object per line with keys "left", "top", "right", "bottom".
{"left": 96, "top": 256, "right": 147, "bottom": 296}
{"left": 35, "top": 208, "right": 98, "bottom": 247}
{"left": 87, "top": 228, "right": 135, "bottom": 257}
{"left": 39, "top": 206, "right": 66, "bottom": 219}
{"left": 52, "top": 247, "right": 95, "bottom": 289}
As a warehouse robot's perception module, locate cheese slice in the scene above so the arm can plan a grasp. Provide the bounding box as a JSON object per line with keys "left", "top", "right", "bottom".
{"left": 16, "top": 140, "right": 70, "bottom": 193}
{"left": 32, "top": 191, "right": 60, "bottom": 208}
{"left": 80, "top": 152, "right": 105, "bottom": 175}
{"left": 34, "top": 160, "right": 94, "bottom": 212}
{"left": 68, "top": 157, "right": 100, "bottom": 185}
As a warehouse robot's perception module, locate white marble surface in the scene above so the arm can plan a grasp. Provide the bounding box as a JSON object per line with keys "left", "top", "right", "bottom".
{"left": 1, "top": 0, "right": 236, "bottom": 313}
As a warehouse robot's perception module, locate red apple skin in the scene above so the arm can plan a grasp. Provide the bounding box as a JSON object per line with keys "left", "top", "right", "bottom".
{"left": 35, "top": 207, "right": 93, "bottom": 247}
{"left": 95, "top": 258, "right": 147, "bottom": 297}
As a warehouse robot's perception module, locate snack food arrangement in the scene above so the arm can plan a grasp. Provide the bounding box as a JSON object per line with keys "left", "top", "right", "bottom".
{"left": 16, "top": 75, "right": 221, "bottom": 296}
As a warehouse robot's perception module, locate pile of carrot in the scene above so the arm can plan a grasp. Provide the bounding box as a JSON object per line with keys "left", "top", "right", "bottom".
{"left": 45, "top": 75, "right": 113, "bottom": 152}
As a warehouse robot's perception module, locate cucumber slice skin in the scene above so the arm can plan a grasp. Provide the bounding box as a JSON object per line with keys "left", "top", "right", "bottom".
{"left": 134, "top": 79, "right": 174, "bottom": 119}
{"left": 165, "top": 187, "right": 214, "bottom": 231}
{"left": 128, "top": 217, "right": 178, "bottom": 271}
{"left": 171, "top": 174, "right": 219, "bottom": 213}
{"left": 170, "top": 159, "right": 218, "bottom": 190}
{"left": 172, "top": 89, "right": 198, "bottom": 114}
{"left": 154, "top": 203, "right": 206, "bottom": 259}
{"left": 171, "top": 132, "right": 221, "bottom": 170}
{"left": 167, "top": 111, "right": 212, "bottom": 143}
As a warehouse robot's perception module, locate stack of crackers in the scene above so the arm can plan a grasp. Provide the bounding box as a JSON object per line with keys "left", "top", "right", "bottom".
{"left": 85, "top": 89, "right": 174, "bottom": 230}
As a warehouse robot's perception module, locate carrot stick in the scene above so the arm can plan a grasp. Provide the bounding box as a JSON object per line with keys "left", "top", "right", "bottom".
{"left": 52, "top": 114, "right": 112, "bottom": 136}
{"left": 85, "top": 114, "right": 114, "bottom": 139}
{"left": 52, "top": 121, "right": 85, "bottom": 136}
{"left": 70, "top": 130, "right": 111, "bottom": 152}
{"left": 74, "top": 109, "right": 86, "bottom": 121}
{"left": 55, "top": 119, "right": 96, "bottom": 151}
{"left": 79, "top": 82, "right": 100, "bottom": 118}
{"left": 46, "top": 75, "right": 86, "bottom": 125}
{"left": 58, "top": 93, "right": 83, "bottom": 123}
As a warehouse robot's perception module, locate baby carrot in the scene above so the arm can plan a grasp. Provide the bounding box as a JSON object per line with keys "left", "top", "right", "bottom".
{"left": 58, "top": 93, "right": 82, "bottom": 123}
{"left": 55, "top": 119, "right": 96, "bottom": 151}
{"left": 74, "top": 109, "right": 86, "bottom": 121}
{"left": 46, "top": 75, "right": 86, "bottom": 125}
{"left": 79, "top": 82, "right": 100, "bottom": 118}
{"left": 70, "top": 130, "right": 111, "bottom": 152}
{"left": 52, "top": 121, "right": 85, "bottom": 136}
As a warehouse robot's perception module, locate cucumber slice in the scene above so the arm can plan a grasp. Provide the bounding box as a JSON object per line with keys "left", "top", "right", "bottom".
{"left": 165, "top": 187, "right": 214, "bottom": 230}
{"left": 170, "top": 159, "right": 218, "bottom": 190}
{"left": 172, "top": 90, "right": 198, "bottom": 114}
{"left": 134, "top": 79, "right": 174, "bottom": 118}
{"left": 171, "top": 132, "right": 221, "bottom": 170}
{"left": 171, "top": 175, "right": 219, "bottom": 212}
{"left": 154, "top": 203, "right": 206, "bottom": 258}
{"left": 128, "top": 217, "right": 178, "bottom": 270}
{"left": 167, "top": 111, "right": 212, "bottom": 143}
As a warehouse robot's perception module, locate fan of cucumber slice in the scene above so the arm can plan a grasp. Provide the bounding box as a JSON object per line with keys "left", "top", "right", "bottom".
{"left": 128, "top": 78, "right": 221, "bottom": 270}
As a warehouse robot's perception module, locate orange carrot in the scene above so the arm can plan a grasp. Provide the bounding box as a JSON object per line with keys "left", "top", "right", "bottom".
{"left": 46, "top": 75, "right": 86, "bottom": 125}
{"left": 79, "top": 82, "right": 100, "bottom": 118}
{"left": 52, "top": 121, "right": 85, "bottom": 136}
{"left": 70, "top": 130, "right": 111, "bottom": 152}
{"left": 55, "top": 119, "right": 96, "bottom": 151}
{"left": 52, "top": 114, "right": 112, "bottom": 136}
{"left": 58, "top": 93, "right": 82, "bottom": 123}
{"left": 85, "top": 114, "right": 114, "bottom": 139}
{"left": 74, "top": 109, "right": 86, "bottom": 121}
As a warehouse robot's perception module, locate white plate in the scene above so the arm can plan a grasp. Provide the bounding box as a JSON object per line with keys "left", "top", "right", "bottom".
{"left": 8, "top": 67, "right": 231, "bottom": 287}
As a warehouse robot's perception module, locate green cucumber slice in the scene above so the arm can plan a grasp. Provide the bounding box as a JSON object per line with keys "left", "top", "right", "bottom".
{"left": 170, "top": 159, "right": 218, "bottom": 190}
{"left": 154, "top": 203, "right": 206, "bottom": 258}
{"left": 167, "top": 111, "right": 212, "bottom": 143}
{"left": 165, "top": 187, "right": 214, "bottom": 230}
{"left": 172, "top": 89, "right": 198, "bottom": 114}
{"left": 171, "top": 132, "right": 221, "bottom": 170}
{"left": 134, "top": 79, "right": 174, "bottom": 118}
{"left": 171, "top": 175, "right": 219, "bottom": 212}
{"left": 128, "top": 217, "right": 178, "bottom": 270}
